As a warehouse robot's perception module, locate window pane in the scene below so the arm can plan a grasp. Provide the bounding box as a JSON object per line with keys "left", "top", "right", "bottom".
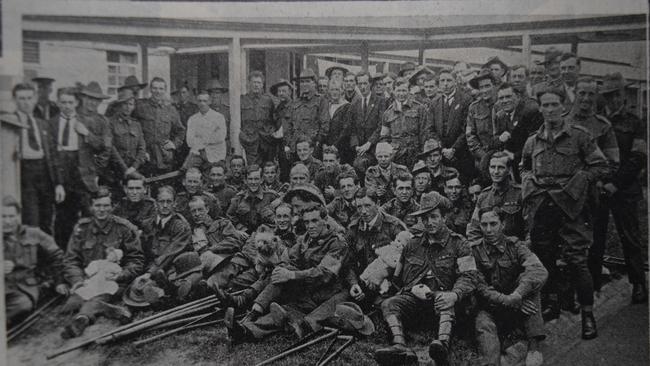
{"left": 107, "top": 51, "right": 119, "bottom": 63}
{"left": 108, "top": 65, "right": 117, "bottom": 73}
{"left": 121, "top": 53, "right": 137, "bottom": 64}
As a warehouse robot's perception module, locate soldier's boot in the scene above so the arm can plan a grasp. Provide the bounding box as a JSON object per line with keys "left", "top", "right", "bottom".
{"left": 224, "top": 307, "right": 253, "bottom": 345}
{"left": 429, "top": 310, "right": 454, "bottom": 366}
{"left": 581, "top": 310, "right": 598, "bottom": 340}
{"left": 214, "top": 285, "right": 250, "bottom": 311}
{"left": 541, "top": 294, "right": 560, "bottom": 322}
{"left": 61, "top": 315, "right": 90, "bottom": 339}
{"left": 269, "top": 302, "right": 311, "bottom": 338}
{"left": 632, "top": 283, "right": 648, "bottom": 304}
{"left": 97, "top": 301, "right": 132, "bottom": 325}
{"left": 374, "top": 315, "right": 418, "bottom": 365}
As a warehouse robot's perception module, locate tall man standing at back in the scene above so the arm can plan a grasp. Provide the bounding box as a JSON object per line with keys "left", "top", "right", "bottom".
{"left": 240, "top": 71, "right": 276, "bottom": 166}
{"left": 350, "top": 71, "right": 386, "bottom": 179}
{"left": 133, "top": 77, "right": 185, "bottom": 175}
{"left": 32, "top": 77, "right": 60, "bottom": 120}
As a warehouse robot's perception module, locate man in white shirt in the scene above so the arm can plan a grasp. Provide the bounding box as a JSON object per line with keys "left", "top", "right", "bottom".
{"left": 184, "top": 90, "right": 227, "bottom": 171}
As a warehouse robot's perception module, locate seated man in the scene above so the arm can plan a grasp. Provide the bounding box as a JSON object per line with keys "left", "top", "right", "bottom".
{"left": 189, "top": 196, "right": 248, "bottom": 256}
{"left": 289, "top": 163, "right": 310, "bottom": 187}
{"left": 381, "top": 172, "right": 420, "bottom": 227}
{"left": 284, "top": 184, "right": 345, "bottom": 236}
{"left": 139, "top": 186, "right": 192, "bottom": 276}
{"left": 375, "top": 192, "right": 476, "bottom": 366}
{"left": 327, "top": 171, "right": 360, "bottom": 228}
{"left": 226, "top": 155, "right": 246, "bottom": 191}
{"left": 443, "top": 176, "right": 473, "bottom": 236}
{"left": 175, "top": 168, "right": 221, "bottom": 222}
{"left": 261, "top": 161, "right": 289, "bottom": 194}
{"left": 61, "top": 187, "right": 144, "bottom": 339}
{"left": 224, "top": 203, "right": 348, "bottom": 343}
{"left": 3, "top": 196, "right": 67, "bottom": 327}
{"left": 472, "top": 207, "right": 547, "bottom": 366}
{"left": 112, "top": 176, "right": 156, "bottom": 230}
{"left": 314, "top": 145, "right": 355, "bottom": 202}
{"left": 295, "top": 135, "right": 323, "bottom": 181}
{"left": 466, "top": 151, "right": 525, "bottom": 242}
{"left": 412, "top": 161, "right": 432, "bottom": 202}
{"left": 365, "top": 142, "right": 409, "bottom": 205}
{"left": 418, "top": 138, "right": 460, "bottom": 194}
{"left": 226, "top": 165, "right": 279, "bottom": 233}
{"left": 206, "top": 161, "right": 237, "bottom": 213}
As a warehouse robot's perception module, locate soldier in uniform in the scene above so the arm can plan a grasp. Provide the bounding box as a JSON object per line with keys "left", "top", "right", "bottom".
{"left": 240, "top": 71, "right": 277, "bottom": 166}
{"left": 270, "top": 79, "right": 294, "bottom": 181}
{"left": 444, "top": 177, "right": 473, "bottom": 236}
{"left": 364, "top": 142, "right": 409, "bottom": 206}
{"left": 261, "top": 161, "right": 289, "bottom": 194}
{"left": 381, "top": 172, "right": 420, "bottom": 227}
{"left": 346, "top": 188, "right": 408, "bottom": 305}
{"left": 175, "top": 168, "right": 222, "bottom": 221}
{"left": 61, "top": 187, "right": 144, "bottom": 338}
{"left": 284, "top": 68, "right": 330, "bottom": 160}
{"left": 226, "top": 165, "right": 279, "bottom": 233}
{"left": 327, "top": 171, "right": 360, "bottom": 228}
{"left": 314, "top": 145, "right": 355, "bottom": 202}
{"left": 108, "top": 90, "right": 147, "bottom": 188}
{"left": 374, "top": 192, "right": 476, "bottom": 366}
{"left": 112, "top": 176, "right": 156, "bottom": 231}
{"left": 533, "top": 48, "right": 574, "bottom": 112}
{"left": 225, "top": 203, "right": 348, "bottom": 342}
{"left": 466, "top": 69, "right": 499, "bottom": 179}
{"left": 187, "top": 196, "right": 248, "bottom": 258}
{"left": 520, "top": 86, "right": 608, "bottom": 338}
{"left": 206, "top": 162, "right": 238, "bottom": 213}
{"left": 104, "top": 76, "right": 147, "bottom": 118}
{"left": 418, "top": 138, "right": 460, "bottom": 194}
{"left": 467, "top": 151, "right": 525, "bottom": 242}
{"left": 590, "top": 73, "right": 647, "bottom": 302}
{"left": 379, "top": 77, "right": 429, "bottom": 168}
{"left": 132, "top": 77, "right": 185, "bottom": 175}
{"left": 295, "top": 136, "right": 323, "bottom": 181}
{"left": 472, "top": 207, "right": 547, "bottom": 366}
{"left": 3, "top": 196, "right": 67, "bottom": 326}
{"left": 32, "top": 76, "right": 60, "bottom": 120}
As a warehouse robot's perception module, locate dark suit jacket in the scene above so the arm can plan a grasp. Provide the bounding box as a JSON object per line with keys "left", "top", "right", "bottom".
{"left": 349, "top": 92, "right": 387, "bottom": 148}
{"left": 326, "top": 101, "right": 352, "bottom": 148}
{"left": 491, "top": 98, "right": 543, "bottom": 163}
{"left": 16, "top": 112, "right": 62, "bottom": 186}
{"left": 427, "top": 89, "right": 473, "bottom": 151}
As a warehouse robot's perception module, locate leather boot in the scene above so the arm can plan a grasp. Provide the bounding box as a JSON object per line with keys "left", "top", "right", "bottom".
{"left": 632, "top": 284, "right": 648, "bottom": 304}
{"left": 581, "top": 311, "right": 598, "bottom": 340}
{"left": 269, "top": 302, "right": 312, "bottom": 338}
{"left": 429, "top": 309, "right": 454, "bottom": 366}
{"left": 97, "top": 301, "right": 132, "bottom": 325}
{"left": 374, "top": 315, "right": 418, "bottom": 365}
{"left": 225, "top": 307, "right": 252, "bottom": 345}
{"left": 542, "top": 294, "right": 560, "bottom": 322}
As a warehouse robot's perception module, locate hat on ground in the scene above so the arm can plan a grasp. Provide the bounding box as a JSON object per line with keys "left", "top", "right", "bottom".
{"left": 600, "top": 72, "right": 631, "bottom": 95}
{"left": 398, "top": 62, "right": 417, "bottom": 77}
{"left": 411, "top": 191, "right": 452, "bottom": 217}
{"left": 168, "top": 252, "right": 203, "bottom": 281}
{"left": 123, "top": 276, "right": 165, "bottom": 308}
{"left": 118, "top": 75, "right": 147, "bottom": 91}
{"left": 325, "top": 65, "right": 349, "bottom": 79}
{"left": 78, "top": 81, "right": 110, "bottom": 100}
{"left": 293, "top": 68, "right": 317, "bottom": 82}
{"left": 206, "top": 79, "right": 228, "bottom": 92}
{"left": 321, "top": 302, "right": 375, "bottom": 336}
{"left": 482, "top": 56, "right": 509, "bottom": 74}
{"left": 270, "top": 79, "right": 294, "bottom": 96}
{"left": 282, "top": 183, "right": 326, "bottom": 206}
{"left": 469, "top": 69, "right": 499, "bottom": 90}
{"left": 200, "top": 251, "right": 232, "bottom": 276}
{"left": 32, "top": 76, "right": 55, "bottom": 85}
{"left": 408, "top": 66, "right": 435, "bottom": 85}
{"left": 418, "top": 138, "right": 443, "bottom": 159}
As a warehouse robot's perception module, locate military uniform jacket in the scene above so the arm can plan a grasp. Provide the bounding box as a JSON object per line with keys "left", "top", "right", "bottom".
{"left": 63, "top": 215, "right": 144, "bottom": 286}
{"left": 492, "top": 98, "right": 543, "bottom": 164}
{"left": 466, "top": 182, "right": 525, "bottom": 242}
{"left": 344, "top": 212, "right": 407, "bottom": 285}
{"left": 381, "top": 198, "right": 420, "bottom": 227}
{"left": 446, "top": 196, "right": 473, "bottom": 236}
{"left": 140, "top": 213, "right": 191, "bottom": 272}
{"left": 565, "top": 111, "right": 620, "bottom": 182}
{"left": 349, "top": 92, "right": 386, "bottom": 148}
{"left": 607, "top": 108, "right": 647, "bottom": 196}
{"left": 193, "top": 216, "right": 249, "bottom": 255}
{"left": 109, "top": 113, "right": 147, "bottom": 172}
{"left": 286, "top": 93, "right": 330, "bottom": 150}
{"left": 34, "top": 101, "right": 60, "bottom": 121}
{"left": 365, "top": 163, "right": 409, "bottom": 204}
{"left": 396, "top": 225, "right": 475, "bottom": 300}
{"left": 113, "top": 197, "right": 157, "bottom": 230}
{"left": 226, "top": 189, "right": 279, "bottom": 233}
{"left": 174, "top": 190, "right": 222, "bottom": 223}
{"left": 427, "top": 89, "right": 473, "bottom": 151}
{"left": 132, "top": 98, "right": 185, "bottom": 170}
{"left": 466, "top": 98, "right": 497, "bottom": 160}
{"left": 314, "top": 163, "right": 355, "bottom": 201}
{"left": 240, "top": 93, "right": 277, "bottom": 145}
{"left": 326, "top": 196, "right": 358, "bottom": 228}
{"left": 206, "top": 183, "right": 238, "bottom": 212}
{"left": 4, "top": 226, "right": 65, "bottom": 300}
{"left": 226, "top": 174, "right": 245, "bottom": 191}
{"left": 381, "top": 97, "right": 429, "bottom": 159}
{"left": 520, "top": 122, "right": 609, "bottom": 220}
{"left": 472, "top": 236, "right": 547, "bottom": 307}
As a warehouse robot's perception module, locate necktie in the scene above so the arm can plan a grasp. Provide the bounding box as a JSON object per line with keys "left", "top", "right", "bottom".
{"left": 61, "top": 116, "right": 71, "bottom": 147}
{"left": 27, "top": 116, "right": 40, "bottom": 151}
{"left": 362, "top": 97, "right": 368, "bottom": 117}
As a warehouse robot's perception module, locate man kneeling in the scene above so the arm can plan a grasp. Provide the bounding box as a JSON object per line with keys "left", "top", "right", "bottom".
{"left": 472, "top": 207, "right": 548, "bottom": 366}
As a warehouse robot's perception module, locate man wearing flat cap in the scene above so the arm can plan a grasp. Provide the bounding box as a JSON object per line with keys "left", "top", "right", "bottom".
{"left": 374, "top": 191, "right": 476, "bottom": 366}
{"left": 32, "top": 76, "right": 60, "bottom": 121}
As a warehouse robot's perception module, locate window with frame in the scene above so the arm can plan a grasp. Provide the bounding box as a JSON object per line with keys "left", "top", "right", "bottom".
{"left": 106, "top": 51, "right": 138, "bottom": 96}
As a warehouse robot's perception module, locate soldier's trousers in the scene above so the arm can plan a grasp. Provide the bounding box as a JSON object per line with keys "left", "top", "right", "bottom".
{"left": 530, "top": 197, "right": 594, "bottom": 306}
{"left": 590, "top": 192, "right": 646, "bottom": 290}
{"left": 475, "top": 293, "right": 545, "bottom": 366}
{"left": 62, "top": 293, "right": 122, "bottom": 323}
{"left": 21, "top": 159, "right": 54, "bottom": 234}
{"left": 243, "top": 283, "right": 347, "bottom": 339}
{"left": 381, "top": 292, "right": 448, "bottom": 331}
{"left": 6, "top": 289, "right": 35, "bottom": 326}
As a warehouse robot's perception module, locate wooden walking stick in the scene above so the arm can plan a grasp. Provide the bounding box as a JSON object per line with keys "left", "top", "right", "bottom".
{"left": 8, "top": 294, "right": 64, "bottom": 341}
{"left": 317, "top": 335, "right": 355, "bottom": 366}
{"left": 254, "top": 328, "right": 339, "bottom": 366}
{"left": 132, "top": 310, "right": 220, "bottom": 346}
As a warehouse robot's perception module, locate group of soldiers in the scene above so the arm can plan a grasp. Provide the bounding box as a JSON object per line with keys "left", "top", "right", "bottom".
{"left": 4, "top": 45, "right": 647, "bottom": 366}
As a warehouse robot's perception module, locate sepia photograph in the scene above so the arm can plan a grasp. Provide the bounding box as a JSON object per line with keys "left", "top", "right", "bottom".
{"left": 0, "top": 1, "right": 648, "bottom": 365}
